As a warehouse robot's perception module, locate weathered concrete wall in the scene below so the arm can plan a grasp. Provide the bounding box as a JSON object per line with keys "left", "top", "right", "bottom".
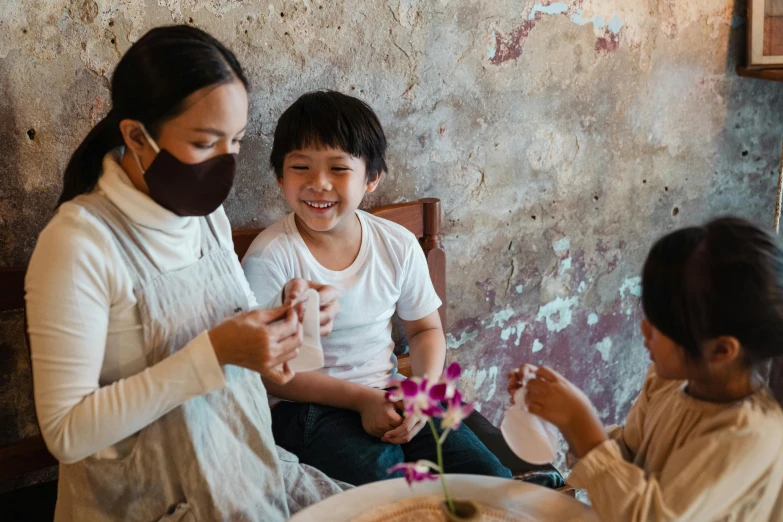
{"left": 2, "top": 0, "right": 782, "bottom": 476}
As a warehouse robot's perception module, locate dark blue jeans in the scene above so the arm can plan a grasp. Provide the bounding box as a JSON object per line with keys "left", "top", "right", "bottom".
{"left": 271, "top": 401, "right": 512, "bottom": 486}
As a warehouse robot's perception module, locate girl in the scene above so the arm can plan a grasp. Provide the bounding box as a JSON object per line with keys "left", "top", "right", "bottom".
{"left": 26, "top": 25, "right": 345, "bottom": 522}
{"left": 509, "top": 217, "right": 783, "bottom": 521}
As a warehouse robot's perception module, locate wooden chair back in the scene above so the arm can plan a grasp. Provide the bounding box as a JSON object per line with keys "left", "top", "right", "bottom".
{"left": 231, "top": 198, "right": 446, "bottom": 327}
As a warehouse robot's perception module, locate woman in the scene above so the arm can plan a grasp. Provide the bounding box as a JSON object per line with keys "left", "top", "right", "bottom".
{"left": 25, "top": 25, "right": 346, "bottom": 522}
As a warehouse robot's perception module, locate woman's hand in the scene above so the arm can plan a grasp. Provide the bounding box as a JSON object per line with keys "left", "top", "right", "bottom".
{"left": 283, "top": 278, "right": 340, "bottom": 336}
{"left": 209, "top": 305, "right": 302, "bottom": 385}
{"left": 521, "top": 365, "right": 608, "bottom": 458}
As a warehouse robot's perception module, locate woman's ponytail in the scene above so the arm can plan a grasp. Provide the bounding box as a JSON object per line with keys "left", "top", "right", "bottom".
{"left": 57, "top": 110, "right": 123, "bottom": 206}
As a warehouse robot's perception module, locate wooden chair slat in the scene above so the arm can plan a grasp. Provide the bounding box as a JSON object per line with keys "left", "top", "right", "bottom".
{"left": 369, "top": 202, "right": 425, "bottom": 238}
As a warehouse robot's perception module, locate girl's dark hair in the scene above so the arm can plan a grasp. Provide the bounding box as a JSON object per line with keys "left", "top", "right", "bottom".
{"left": 642, "top": 217, "right": 783, "bottom": 365}
{"left": 269, "top": 90, "right": 388, "bottom": 182}
{"left": 57, "top": 25, "right": 249, "bottom": 206}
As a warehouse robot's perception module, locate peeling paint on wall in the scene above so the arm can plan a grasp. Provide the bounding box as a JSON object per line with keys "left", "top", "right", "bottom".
{"left": 536, "top": 296, "right": 579, "bottom": 333}
{"left": 553, "top": 237, "right": 570, "bottom": 252}
{"left": 447, "top": 330, "right": 478, "bottom": 350}
{"left": 528, "top": 2, "right": 568, "bottom": 20}
{"left": 485, "top": 366, "right": 499, "bottom": 401}
{"left": 619, "top": 276, "right": 643, "bottom": 298}
{"left": 488, "top": 0, "right": 742, "bottom": 66}
{"left": 488, "top": 307, "right": 515, "bottom": 329}
{"left": 595, "top": 336, "right": 613, "bottom": 362}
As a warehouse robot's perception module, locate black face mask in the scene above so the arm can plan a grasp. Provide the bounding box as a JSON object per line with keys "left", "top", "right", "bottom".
{"left": 133, "top": 124, "right": 236, "bottom": 217}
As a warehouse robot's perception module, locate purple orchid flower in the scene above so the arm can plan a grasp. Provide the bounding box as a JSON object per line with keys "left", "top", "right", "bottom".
{"left": 384, "top": 363, "right": 470, "bottom": 515}
{"left": 399, "top": 377, "right": 441, "bottom": 420}
{"left": 384, "top": 379, "right": 405, "bottom": 402}
{"left": 439, "top": 389, "right": 475, "bottom": 431}
{"left": 388, "top": 460, "right": 440, "bottom": 486}
{"left": 440, "top": 362, "right": 462, "bottom": 400}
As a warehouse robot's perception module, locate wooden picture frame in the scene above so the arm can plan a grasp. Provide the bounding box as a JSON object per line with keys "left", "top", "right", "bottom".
{"left": 749, "top": 0, "right": 783, "bottom": 68}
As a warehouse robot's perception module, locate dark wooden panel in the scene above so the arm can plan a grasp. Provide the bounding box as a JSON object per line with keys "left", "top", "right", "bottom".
{"left": 232, "top": 228, "right": 265, "bottom": 260}
{"left": 396, "top": 354, "right": 412, "bottom": 378}
{"left": 0, "top": 436, "right": 57, "bottom": 479}
{"left": 0, "top": 268, "right": 26, "bottom": 312}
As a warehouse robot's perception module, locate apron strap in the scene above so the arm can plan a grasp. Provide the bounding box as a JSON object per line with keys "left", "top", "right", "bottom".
{"left": 199, "top": 215, "right": 223, "bottom": 256}
{"left": 72, "top": 193, "right": 162, "bottom": 287}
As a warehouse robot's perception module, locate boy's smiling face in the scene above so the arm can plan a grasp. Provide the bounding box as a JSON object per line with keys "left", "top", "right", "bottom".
{"left": 280, "top": 146, "right": 380, "bottom": 235}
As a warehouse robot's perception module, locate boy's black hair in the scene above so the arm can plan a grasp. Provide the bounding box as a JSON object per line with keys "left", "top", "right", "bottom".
{"left": 269, "top": 90, "right": 388, "bottom": 182}
{"left": 642, "top": 216, "right": 783, "bottom": 366}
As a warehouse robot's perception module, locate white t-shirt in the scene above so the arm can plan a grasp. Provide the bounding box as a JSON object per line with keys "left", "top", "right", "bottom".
{"left": 25, "top": 150, "right": 241, "bottom": 463}
{"left": 242, "top": 210, "right": 441, "bottom": 397}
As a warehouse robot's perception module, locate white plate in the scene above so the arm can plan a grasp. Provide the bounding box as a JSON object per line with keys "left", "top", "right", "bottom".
{"left": 289, "top": 475, "right": 596, "bottom": 522}
{"left": 500, "top": 370, "right": 560, "bottom": 465}
{"left": 500, "top": 403, "right": 559, "bottom": 465}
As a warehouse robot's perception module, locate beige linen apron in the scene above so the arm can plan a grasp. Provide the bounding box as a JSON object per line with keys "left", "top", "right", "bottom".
{"left": 53, "top": 193, "right": 346, "bottom": 522}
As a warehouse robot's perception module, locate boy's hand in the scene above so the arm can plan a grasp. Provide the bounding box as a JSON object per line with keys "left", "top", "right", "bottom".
{"left": 382, "top": 414, "right": 427, "bottom": 445}
{"left": 283, "top": 278, "right": 340, "bottom": 336}
{"left": 357, "top": 389, "right": 404, "bottom": 439}
{"left": 524, "top": 365, "right": 607, "bottom": 458}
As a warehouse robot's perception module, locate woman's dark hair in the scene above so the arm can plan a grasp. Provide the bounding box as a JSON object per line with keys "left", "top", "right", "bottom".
{"left": 642, "top": 217, "right": 783, "bottom": 365}
{"left": 57, "top": 25, "right": 249, "bottom": 206}
{"left": 269, "top": 90, "right": 388, "bottom": 182}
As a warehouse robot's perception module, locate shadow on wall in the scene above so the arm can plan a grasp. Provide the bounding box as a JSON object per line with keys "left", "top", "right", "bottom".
{"left": 0, "top": 59, "right": 52, "bottom": 495}
{"left": 0, "top": 60, "right": 49, "bottom": 500}
{"left": 722, "top": 0, "right": 783, "bottom": 404}
{"left": 0, "top": 58, "right": 39, "bottom": 440}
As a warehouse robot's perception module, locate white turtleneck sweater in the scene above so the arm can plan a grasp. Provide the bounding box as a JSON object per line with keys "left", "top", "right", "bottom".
{"left": 25, "top": 151, "right": 257, "bottom": 464}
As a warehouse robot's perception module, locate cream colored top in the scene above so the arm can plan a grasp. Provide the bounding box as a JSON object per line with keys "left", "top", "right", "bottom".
{"left": 568, "top": 366, "right": 783, "bottom": 522}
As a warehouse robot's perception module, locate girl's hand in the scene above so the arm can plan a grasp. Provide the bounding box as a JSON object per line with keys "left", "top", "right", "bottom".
{"left": 283, "top": 278, "right": 341, "bottom": 337}
{"left": 524, "top": 365, "right": 608, "bottom": 458}
{"left": 507, "top": 364, "right": 532, "bottom": 404}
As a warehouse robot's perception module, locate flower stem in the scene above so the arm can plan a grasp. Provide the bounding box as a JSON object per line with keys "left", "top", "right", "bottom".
{"left": 429, "top": 419, "right": 455, "bottom": 514}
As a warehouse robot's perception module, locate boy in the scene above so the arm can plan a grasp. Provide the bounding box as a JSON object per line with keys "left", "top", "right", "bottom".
{"left": 242, "top": 90, "right": 510, "bottom": 485}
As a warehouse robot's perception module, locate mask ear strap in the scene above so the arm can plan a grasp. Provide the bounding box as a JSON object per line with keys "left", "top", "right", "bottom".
{"left": 131, "top": 149, "right": 147, "bottom": 175}
{"left": 138, "top": 123, "right": 161, "bottom": 154}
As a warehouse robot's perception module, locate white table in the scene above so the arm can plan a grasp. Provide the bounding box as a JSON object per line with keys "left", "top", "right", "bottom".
{"left": 290, "top": 474, "right": 597, "bottom": 522}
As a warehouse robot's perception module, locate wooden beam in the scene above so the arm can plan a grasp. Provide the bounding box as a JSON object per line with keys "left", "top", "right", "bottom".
{"left": 737, "top": 67, "right": 783, "bottom": 83}
{"left": 0, "top": 436, "right": 57, "bottom": 479}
